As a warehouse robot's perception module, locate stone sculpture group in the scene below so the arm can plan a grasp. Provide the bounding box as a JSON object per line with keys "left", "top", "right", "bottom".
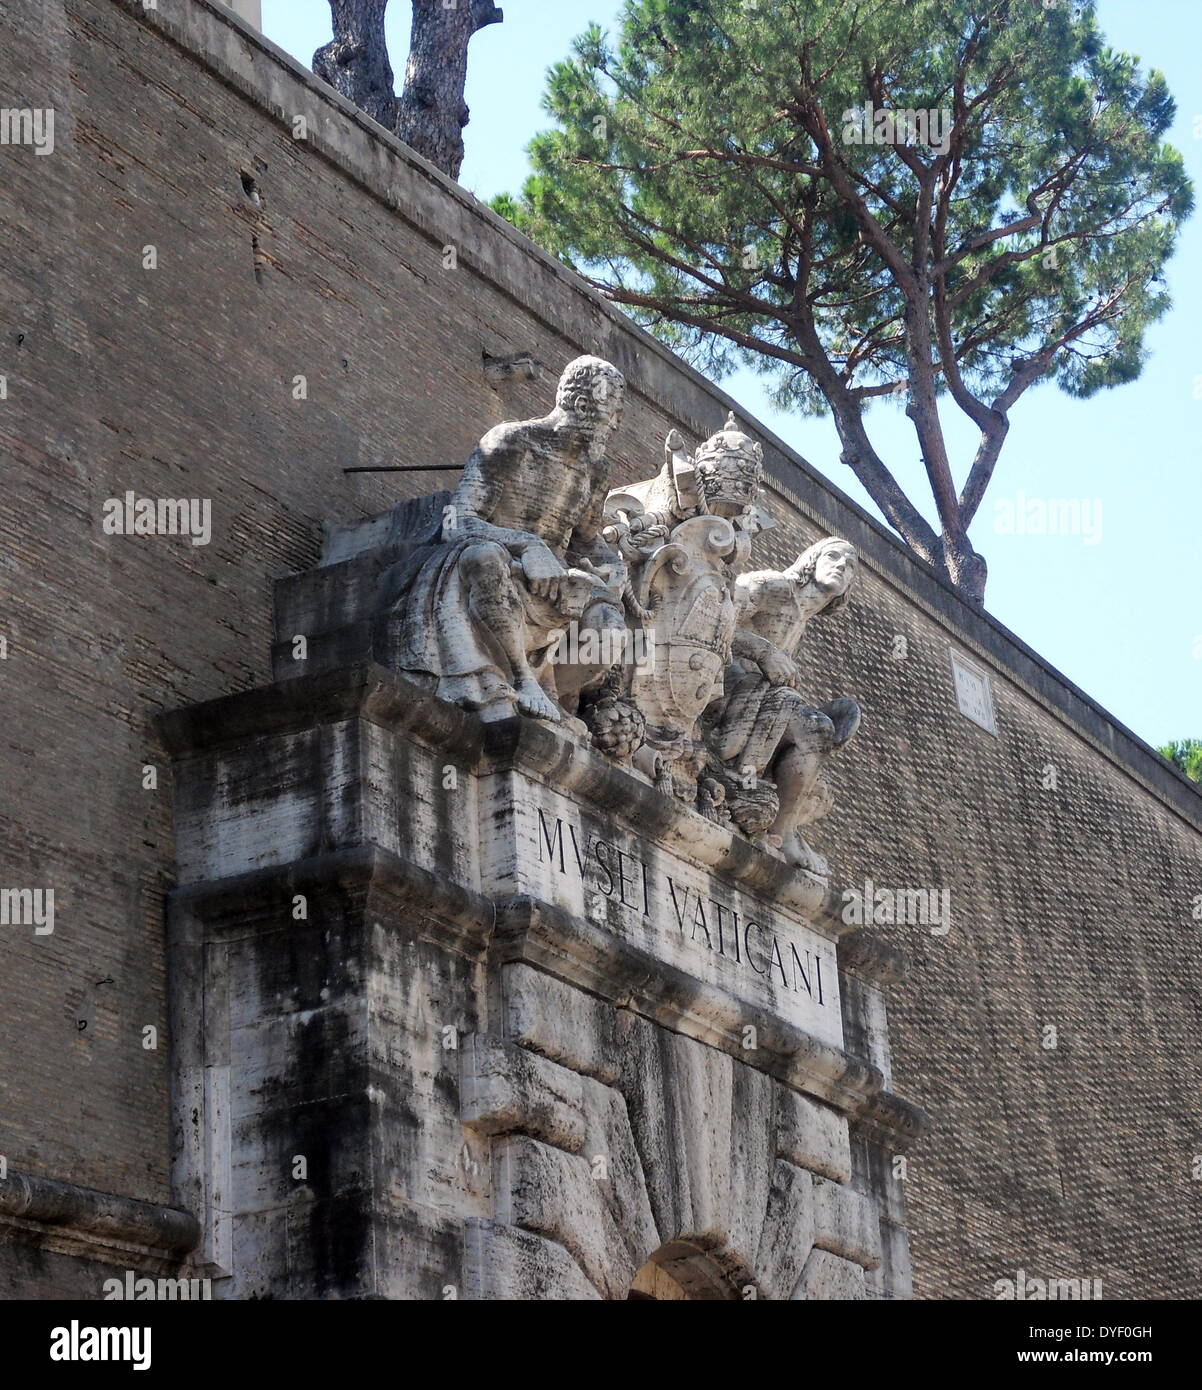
{"left": 379, "top": 356, "right": 860, "bottom": 887}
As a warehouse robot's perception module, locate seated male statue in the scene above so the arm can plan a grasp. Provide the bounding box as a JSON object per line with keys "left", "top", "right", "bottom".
{"left": 376, "top": 355, "right": 629, "bottom": 724}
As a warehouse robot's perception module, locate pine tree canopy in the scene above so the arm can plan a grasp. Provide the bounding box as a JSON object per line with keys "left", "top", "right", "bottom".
{"left": 497, "top": 0, "right": 1192, "bottom": 601}
{"left": 1159, "top": 739, "right": 1202, "bottom": 784}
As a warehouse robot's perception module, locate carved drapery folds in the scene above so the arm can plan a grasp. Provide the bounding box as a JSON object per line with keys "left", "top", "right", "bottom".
{"left": 376, "top": 360, "right": 861, "bottom": 893}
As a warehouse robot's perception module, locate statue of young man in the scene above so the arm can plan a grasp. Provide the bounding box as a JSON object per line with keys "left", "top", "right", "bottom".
{"left": 707, "top": 537, "right": 861, "bottom": 872}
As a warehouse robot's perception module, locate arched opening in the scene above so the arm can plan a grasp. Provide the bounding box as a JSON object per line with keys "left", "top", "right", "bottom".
{"left": 626, "top": 1241, "right": 741, "bottom": 1301}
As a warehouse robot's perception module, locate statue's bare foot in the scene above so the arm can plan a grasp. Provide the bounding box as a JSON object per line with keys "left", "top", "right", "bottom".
{"left": 515, "top": 678, "right": 563, "bottom": 723}
{"left": 779, "top": 831, "right": 827, "bottom": 877}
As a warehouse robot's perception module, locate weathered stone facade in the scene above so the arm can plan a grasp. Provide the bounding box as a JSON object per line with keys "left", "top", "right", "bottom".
{"left": 2, "top": 0, "right": 1200, "bottom": 1299}
{"left": 160, "top": 647, "right": 919, "bottom": 1297}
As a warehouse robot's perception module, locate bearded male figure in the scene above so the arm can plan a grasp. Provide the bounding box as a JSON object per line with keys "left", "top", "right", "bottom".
{"left": 706, "top": 538, "right": 861, "bottom": 875}
{"left": 376, "top": 356, "right": 628, "bottom": 723}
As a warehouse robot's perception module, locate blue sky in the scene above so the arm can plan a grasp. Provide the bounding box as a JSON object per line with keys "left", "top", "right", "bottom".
{"left": 263, "top": 0, "right": 1200, "bottom": 751}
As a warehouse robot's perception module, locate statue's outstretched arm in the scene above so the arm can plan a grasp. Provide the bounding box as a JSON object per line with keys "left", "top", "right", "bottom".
{"left": 731, "top": 628, "right": 775, "bottom": 663}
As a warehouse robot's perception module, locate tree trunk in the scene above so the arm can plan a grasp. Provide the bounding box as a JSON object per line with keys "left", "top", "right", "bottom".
{"left": 939, "top": 537, "right": 988, "bottom": 605}
{"left": 315, "top": 0, "right": 503, "bottom": 180}
{"left": 314, "top": 0, "right": 401, "bottom": 133}
{"left": 396, "top": 0, "right": 503, "bottom": 179}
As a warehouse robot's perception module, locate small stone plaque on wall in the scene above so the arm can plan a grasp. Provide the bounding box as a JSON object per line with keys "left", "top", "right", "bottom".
{"left": 950, "top": 650, "right": 998, "bottom": 735}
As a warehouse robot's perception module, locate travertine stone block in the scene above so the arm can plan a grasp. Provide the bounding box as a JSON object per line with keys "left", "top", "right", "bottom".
{"left": 464, "top": 1219, "right": 600, "bottom": 1301}
{"left": 793, "top": 1248, "right": 868, "bottom": 1300}
{"left": 576, "top": 1078, "right": 661, "bottom": 1276}
{"left": 501, "top": 964, "right": 623, "bottom": 1085}
{"left": 775, "top": 1086, "right": 853, "bottom": 1183}
{"left": 867, "top": 1216, "right": 914, "bottom": 1301}
{"left": 811, "top": 1175, "right": 882, "bottom": 1270}
{"left": 494, "top": 1136, "right": 641, "bottom": 1299}
{"left": 617, "top": 1015, "right": 736, "bottom": 1249}
{"left": 724, "top": 1060, "right": 779, "bottom": 1279}
{"left": 460, "top": 1034, "right": 586, "bottom": 1153}
{"left": 753, "top": 1160, "right": 815, "bottom": 1301}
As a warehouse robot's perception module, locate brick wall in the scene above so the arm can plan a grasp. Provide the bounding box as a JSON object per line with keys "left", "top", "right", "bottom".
{"left": 1, "top": 0, "right": 1198, "bottom": 1296}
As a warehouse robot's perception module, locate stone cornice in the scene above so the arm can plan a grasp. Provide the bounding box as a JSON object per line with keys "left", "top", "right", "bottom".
{"left": 167, "top": 843, "right": 928, "bottom": 1151}
{"left": 0, "top": 1171, "right": 200, "bottom": 1270}
{"left": 157, "top": 664, "right": 484, "bottom": 760}
{"left": 839, "top": 931, "right": 910, "bottom": 986}
{"left": 852, "top": 1090, "right": 932, "bottom": 1152}
{"left": 159, "top": 663, "right": 860, "bottom": 927}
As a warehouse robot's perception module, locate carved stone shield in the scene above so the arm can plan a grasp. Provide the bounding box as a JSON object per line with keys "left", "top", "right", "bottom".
{"left": 628, "top": 515, "right": 743, "bottom": 737}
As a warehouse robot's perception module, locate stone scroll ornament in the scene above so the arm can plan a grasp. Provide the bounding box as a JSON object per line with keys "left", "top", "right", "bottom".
{"left": 376, "top": 363, "right": 861, "bottom": 890}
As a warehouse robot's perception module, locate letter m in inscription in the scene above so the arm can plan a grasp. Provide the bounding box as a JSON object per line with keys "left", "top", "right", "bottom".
{"left": 538, "top": 809, "right": 566, "bottom": 872}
